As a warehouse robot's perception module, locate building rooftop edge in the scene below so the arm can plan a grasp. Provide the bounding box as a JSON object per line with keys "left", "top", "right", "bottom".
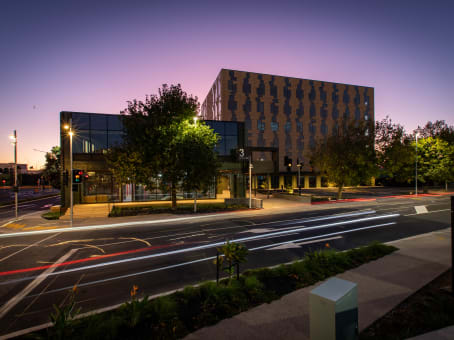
{"left": 220, "top": 68, "right": 374, "bottom": 89}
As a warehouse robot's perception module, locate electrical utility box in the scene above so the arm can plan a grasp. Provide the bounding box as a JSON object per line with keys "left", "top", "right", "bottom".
{"left": 309, "top": 277, "right": 358, "bottom": 340}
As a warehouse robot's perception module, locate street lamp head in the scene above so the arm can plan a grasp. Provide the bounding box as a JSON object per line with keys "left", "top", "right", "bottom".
{"left": 193, "top": 116, "right": 198, "bottom": 124}
{"left": 68, "top": 131, "right": 74, "bottom": 137}
{"left": 63, "top": 124, "right": 70, "bottom": 130}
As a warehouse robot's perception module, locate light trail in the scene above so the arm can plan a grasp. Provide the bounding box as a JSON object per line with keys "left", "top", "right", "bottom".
{"left": 22, "top": 222, "right": 395, "bottom": 298}
{"left": 0, "top": 213, "right": 399, "bottom": 282}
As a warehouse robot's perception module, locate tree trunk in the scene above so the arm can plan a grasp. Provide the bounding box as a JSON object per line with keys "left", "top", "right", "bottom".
{"left": 194, "top": 190, "right": 197, "bottom": 213}
{"left": 337, "top": 184, "right": 344, "bottom": 200}
{"left": 171, "top": 181, "right": 177, "bottom": 210}
{"left": 119, "top": 183, "right": 123, "bottom": 203}
{"left": 446, "top": 180, "right": 448, "bottom": 192}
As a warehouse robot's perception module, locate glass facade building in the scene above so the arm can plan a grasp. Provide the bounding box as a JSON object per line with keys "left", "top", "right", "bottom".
{"left": 60, "top": 112, "right": 246, "bottom": 206}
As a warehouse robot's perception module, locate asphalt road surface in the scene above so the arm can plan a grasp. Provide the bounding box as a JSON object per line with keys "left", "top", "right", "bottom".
{"left": 0, "top": 194, "right": 451, "bottom": 337}
{"left": 0, "top": 196, "right": 61, "bottom": 226}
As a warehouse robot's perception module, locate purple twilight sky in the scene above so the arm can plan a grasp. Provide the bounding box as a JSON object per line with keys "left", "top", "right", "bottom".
{"left": 0, "top": 0, "right": 453, "bottom": 168}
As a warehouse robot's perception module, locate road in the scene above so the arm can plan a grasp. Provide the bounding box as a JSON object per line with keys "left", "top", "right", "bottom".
{"left": 0, "top": 194, "right": 451, "bottom": 337}
{"left": 0, "top": 196, "right": 61, "bottom": 226}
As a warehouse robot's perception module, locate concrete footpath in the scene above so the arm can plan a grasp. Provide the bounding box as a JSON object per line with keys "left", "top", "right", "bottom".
{"left": 185, "top": 229, "right": 453, "bottom": 340}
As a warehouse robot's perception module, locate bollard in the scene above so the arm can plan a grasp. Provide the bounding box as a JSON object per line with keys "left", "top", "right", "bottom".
{"left": 310, "top": 277, "right": 358, "bottom": 340}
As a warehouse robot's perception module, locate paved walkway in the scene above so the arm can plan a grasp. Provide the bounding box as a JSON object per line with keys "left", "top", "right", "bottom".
{"left": 185, "top": 229, "right": 453, "bottom": 340}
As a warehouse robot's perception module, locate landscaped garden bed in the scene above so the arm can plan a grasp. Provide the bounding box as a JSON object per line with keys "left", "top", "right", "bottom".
{"left": 360, "top": 268, "right": 454, "bottom": 340}
{"left": 108, "top": 202, "right": 249, "bottom": 217}
{"left": 27, "top": 242, "right": 396, "bottom": 339}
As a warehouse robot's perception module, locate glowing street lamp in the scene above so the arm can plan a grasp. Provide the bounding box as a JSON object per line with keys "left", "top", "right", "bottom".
{"left": 64, "top": 120, "right": 74, "bottom": 227}
{"left": 9, "top": 131, "right": 18, "bottom": 219}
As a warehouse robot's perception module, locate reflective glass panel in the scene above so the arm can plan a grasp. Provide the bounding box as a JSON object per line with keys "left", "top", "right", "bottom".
{"left": 72, "top": 113, "right": 90, "bottom": 130}
{"left": 91, "top": 115, "right": 107, "bottom": 130}
{"left": 91, "top": 130, "right": 108, "bottom": 153}
{"left": 108, "top": 131, "right": 124, "bottom": 147}
{"left": 225, "top": 122, "right": 238, "bottom": 135}
{"left": 224, "top": 135, "right": 237, "bottom": 156}
{"left": 73, "top": 131, "right": 90, "bottom": 153}
{"left": 107, "top": 115, "right": 123, "bottom": 130}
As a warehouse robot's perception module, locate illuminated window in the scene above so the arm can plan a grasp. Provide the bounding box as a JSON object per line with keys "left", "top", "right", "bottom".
{"left": 271, "top": 122, "right": 279, "bottom": 132}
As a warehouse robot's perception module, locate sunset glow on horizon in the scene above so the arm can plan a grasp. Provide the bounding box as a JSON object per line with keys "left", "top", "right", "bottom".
{"left": 1, "top": 0, "right": 452, "bottom": 168}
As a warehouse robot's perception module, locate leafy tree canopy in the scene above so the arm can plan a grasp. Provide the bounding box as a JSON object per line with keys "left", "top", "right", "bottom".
{"left": 416, "top": 137, "right": 454, "bottom": 185}
{"left": 43, "top": 146, "right": 61, "bottom": 189}
{"left": 113, "top": 84, "right": 219, "bottom": 208}
{"left": 375, "top": 116, "right": 414, "bottom": 183}
{"left": 311, "top": 120, "right": 376, "bottom": 199}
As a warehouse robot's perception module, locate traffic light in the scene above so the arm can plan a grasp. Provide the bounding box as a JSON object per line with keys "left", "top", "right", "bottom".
{"left": 73, "top": 170, "right": 84, "bottom": 184}
{"left": 284, "top": 156, "right": 292, "bottom": 172}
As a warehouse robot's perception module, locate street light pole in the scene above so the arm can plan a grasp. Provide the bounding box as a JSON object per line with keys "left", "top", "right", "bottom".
{"left": 415, "top": 132, "right": 419, "bottom": 196}
{"left": 11, "top": 130, "right": 18, "bottom": 219}
{"left": 249, "top": 156, "right": 253, "bottom": 209}
{"left": 64, "top": 120, "right": 74, "bottom": 228}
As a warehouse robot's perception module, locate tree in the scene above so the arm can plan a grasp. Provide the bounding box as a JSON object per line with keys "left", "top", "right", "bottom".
{"left": 311, "top": 120, "right": 376, "bottom": 199}
{"left": 43, "top": 146, "right": 61, "bottom": 189}
{"left": 105, "top": 147, "right": 147, "bottom": 202}
{"left": 416, "top": 137, "right": 454, "bottom": 189}
{"left": 215, "top": 240, "right": 248, "bottom": 284}
{"left": 119, "top": 84, "right": 219, "bottom": 209}
{"left": 417, "top": 120, "right": 454, "bottom": 144}
{"left": 375, "top": 117, "right": 414, "bottom": 184}
{"left": 177, "top": 121, "right": 220, "bottom": 212}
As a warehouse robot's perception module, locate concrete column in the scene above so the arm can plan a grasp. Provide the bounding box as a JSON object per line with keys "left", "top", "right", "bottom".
{"left": 304, "top": 176, "right": 310, "bottom": 188}
{"left": 292, "top": 175, "right": 297, "bottom": 189}
{"left": 279, "top": 175, "right": 285, "bottom": 190}
{"left": 316, "top": 175, "right": 322, "bottom": 188}
{"left": 267, "top": 175, "right": 272, "bottom": 189}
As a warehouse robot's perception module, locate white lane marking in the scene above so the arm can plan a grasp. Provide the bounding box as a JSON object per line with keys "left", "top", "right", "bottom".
{"left": 169, "top": 233, "right": 205, "bottom": 241}
{"left": 240, "top": 228, "right": 274, "bottom": 234}
{"left": 267, "top": 236, "right": 343, "bottom": 250}
{"left": 0, "top": 209, "right": 376, "bottom": 239}
{"left": 1, "top": 213, "right": 399, "bottom": 284}
{"left": 414, "top": 205, "right": 428, "bottom": 214}
{"left": 0, "top": 233, "right": 59, "bottom": 264}
{"left": 0, "top": 248, "right": 78, "bottom": 319}
{"left": 22, "top": 224, "right": 391, "bottom": 298}
{"left": 250, "top": 222, "right": 396, "bottom": 251}
{"left": 404, "top": 208, "right": 451, "bottom": 216}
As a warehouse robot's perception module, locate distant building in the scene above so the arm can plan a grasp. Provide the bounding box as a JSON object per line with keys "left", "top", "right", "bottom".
{"left": 0, "top": 163, "right": 28, "bottom": 174}
{"left": 201, "top": 69, "right": 374, "bottom": 189}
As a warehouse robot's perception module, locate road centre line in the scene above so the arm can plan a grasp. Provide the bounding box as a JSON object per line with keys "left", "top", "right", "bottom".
{"left": 23, "top": 223, "right": 393, "bottom": 298}
{"left": 0, "top": 213, "right": 399, "bottom": 283}
{"left": 0, "top": 248, "right": 78, "bottom": 320}
{"left": 0, "top": 233, "right": 60, "bottom": 263}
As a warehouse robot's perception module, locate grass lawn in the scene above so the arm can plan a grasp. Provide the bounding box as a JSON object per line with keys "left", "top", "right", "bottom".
{"left": 360, "top": 268, "right": 454, "bottom": 339}
{"left": 41, "top": 211, "right": 61, "bottom": 220}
